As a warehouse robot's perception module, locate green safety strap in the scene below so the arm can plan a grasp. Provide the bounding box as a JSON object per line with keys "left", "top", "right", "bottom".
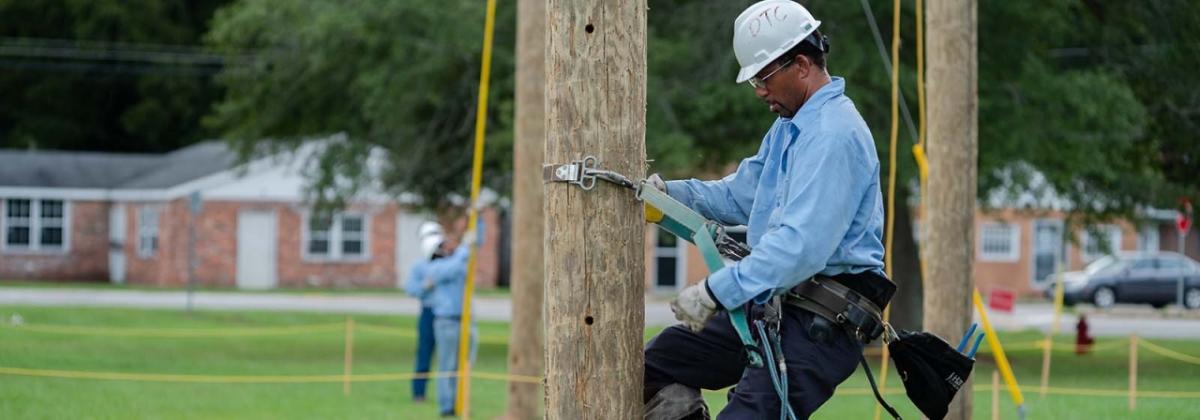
{"left": 639, "top": 185, "right": 763, "bottom": 368}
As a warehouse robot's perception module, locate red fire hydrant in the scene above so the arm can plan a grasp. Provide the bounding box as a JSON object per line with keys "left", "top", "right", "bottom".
{"left": 1075, "top": 314, "right": 1095, "bottom": 355}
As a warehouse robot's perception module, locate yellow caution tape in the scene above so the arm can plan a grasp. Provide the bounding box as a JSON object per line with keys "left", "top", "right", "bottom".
{"left": 0, "top": 365, "right": 542, "bottom": 384}
{"left": 1139, "top": 339, "right": 1200, "bottom": 366}
{"left": 2, "top": 322, "right": 344, "bottom": 337}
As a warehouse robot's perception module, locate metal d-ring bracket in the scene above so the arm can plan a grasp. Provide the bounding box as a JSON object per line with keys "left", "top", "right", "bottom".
{"left": 543, "top": 155, "right": 636, "bottom": 191}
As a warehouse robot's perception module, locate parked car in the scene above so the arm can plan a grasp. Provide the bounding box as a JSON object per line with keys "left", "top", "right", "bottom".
{"left": 1042, "top": 251, "right": 1200, "bottom": 309}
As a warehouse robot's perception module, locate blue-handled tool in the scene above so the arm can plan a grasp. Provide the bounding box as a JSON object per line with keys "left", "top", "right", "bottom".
{"left": 957, "top": 323, "right": 978, "bottom": 353}
{"left": 967, "top": 333, "right": 985, "bottom": 358}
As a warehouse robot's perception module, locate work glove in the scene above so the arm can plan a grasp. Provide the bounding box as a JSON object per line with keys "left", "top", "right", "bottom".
{"left": 670, "top": 278, "right": 719, "bottom": 332}
{"left": 462, "top": 229, "right": 478, "bottom": 248}
{"left": 646, "top": 173, "right": 668, "bottom": 194}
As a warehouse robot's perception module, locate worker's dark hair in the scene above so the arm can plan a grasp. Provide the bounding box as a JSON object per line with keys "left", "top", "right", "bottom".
{"left": 776, "top": 29, "right": 828, "bottom": 70}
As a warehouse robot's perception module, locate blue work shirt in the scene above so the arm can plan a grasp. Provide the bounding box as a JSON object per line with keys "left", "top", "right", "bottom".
{"left": 403, "top": 260, "right": 437, "bottom": 308}
{"left": 424, "top": 221, "right": 485, "bottom": 318}
{"left": 665, "top": 77, "right": 885, "bottom": 309}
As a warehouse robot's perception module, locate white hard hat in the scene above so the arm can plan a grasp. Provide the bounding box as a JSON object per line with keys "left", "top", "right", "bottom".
{"left": 420, "top": 234, "right": 444, "bottom": 259}
{"left": 418, "top": 221, "right": 445, "bottom": 259}
{"left": 418, "top": 221, "right": 443, "bottom": 239}
{"left": 733, "top": 0, "right": 822, "bottom": 84}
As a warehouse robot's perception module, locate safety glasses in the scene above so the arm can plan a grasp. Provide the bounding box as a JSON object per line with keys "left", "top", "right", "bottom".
{"left": 748, "top": 58, "right": 793, "bottom": 89}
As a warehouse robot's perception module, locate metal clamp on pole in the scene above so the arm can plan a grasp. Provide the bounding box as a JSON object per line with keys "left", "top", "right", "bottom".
{"left": 544, "top": 155, "right": 599, "bottom": 190}
{"left": 543, "top": 155, "right": 637, "bottom": 191}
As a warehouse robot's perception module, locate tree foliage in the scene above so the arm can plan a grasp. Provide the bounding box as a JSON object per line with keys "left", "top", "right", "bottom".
{"left": 204, "top": 0, "right": 516, "bottom": 208}
{"left": 0, "top": 0, "right": 228, "bottom": 152}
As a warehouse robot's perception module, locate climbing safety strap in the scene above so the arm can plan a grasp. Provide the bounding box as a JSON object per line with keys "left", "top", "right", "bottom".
{"left": 545, "top": 156, "right": 762, "bottom": 368}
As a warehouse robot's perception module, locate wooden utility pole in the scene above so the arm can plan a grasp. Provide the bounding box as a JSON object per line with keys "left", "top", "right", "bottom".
{"left": 544, "top": 0, "right": 647, "bottom": 418}
{"left": 924, "top": 0, "right": 977, "bottom": 419}
{"left": 505, "top": 0, "right": 546, "bottom": 418}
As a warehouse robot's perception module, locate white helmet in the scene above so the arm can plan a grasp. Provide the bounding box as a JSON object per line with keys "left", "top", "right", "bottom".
{"left": 418, "top": 221, "right": 445, "bottom": 259}
{"left": 418, "top": 221, "right": 443, "bottom": 239}
{"left": 733, "top": 0, "right": 822, "bottom": 84}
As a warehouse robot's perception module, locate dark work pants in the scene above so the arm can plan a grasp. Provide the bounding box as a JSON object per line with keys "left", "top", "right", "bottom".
{"left": 412, "top": 306, "right": 436, "bottom": 399}
{"left": 644, "top": 307, "right": 862, "bottom": 419}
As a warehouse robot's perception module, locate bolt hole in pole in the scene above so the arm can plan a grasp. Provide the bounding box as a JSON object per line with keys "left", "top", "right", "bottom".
{"left": 585, "top": 316, "right": 595, "bottom": 325}
{"left": 585, "top": 24, "right": 594, "bottom": 33}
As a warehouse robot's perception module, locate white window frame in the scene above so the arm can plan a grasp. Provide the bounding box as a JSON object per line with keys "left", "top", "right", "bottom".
{"left": 1, "top": 198, "right": 71, "bottom": 254}
{"left": 137, "top": 205, "right": 161, "bottom": 259}
{"left": 978, "top": 222, "right": 1020, "bottom": 262}
{"left": 652, "top": 228, "right": 688, "bottom": 291}
{"left": 1137, "top": 225, "right": 1160, "bottom": 252}
{"left": 1082, "top": 224, "right": 1122, "bottom": 262}
{"left": 302, "top": 211, "right": 370, "bottom": 262}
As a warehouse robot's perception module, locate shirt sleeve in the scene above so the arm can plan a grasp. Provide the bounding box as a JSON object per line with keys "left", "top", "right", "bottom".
{"left": 403, "top": 263, "right": 427, "bottom": 298}
{"left": 706, "top": 132, "right": 873, "bottom": 308}
{"left": 664, "top": 139, "right": 768, "bottom": 226}
{"left": 427, "top": 218, "right": 485, "bottom": 286}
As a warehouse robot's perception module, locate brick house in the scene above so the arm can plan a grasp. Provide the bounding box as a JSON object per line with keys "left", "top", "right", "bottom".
{"left": 0, "top": 142, "right": 501, "bottom": 289}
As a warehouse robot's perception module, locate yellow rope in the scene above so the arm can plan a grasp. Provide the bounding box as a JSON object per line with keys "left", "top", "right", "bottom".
{"left": 1, "top": 322, "right": 344, "bottom": 337}
{"left": 456, "top": 0, "right": 499, "bottom": 417}
{"left": 0, "top": 365, "right": 543, "bottom": 384}
{"left": 874, "top": 0, "right": 903, "bottom": 418}
{"left": 6, "top": 364, "right": 1200, "bottom": 398}
{"left": 1139, "top": 339, "right": 1200, "bottom": 366}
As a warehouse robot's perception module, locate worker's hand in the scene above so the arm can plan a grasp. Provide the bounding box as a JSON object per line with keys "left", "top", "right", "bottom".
{"left": 670, "top": 278, "right": 719, "bottom": 332}
{"left": 462, "top": 229, "right": 478, "bottom": 248}
{"left": 422, "top": 277, "right": 435, "bottom": 291}
{"left": 646, "top": 173, "right": 668, "bottom": 194}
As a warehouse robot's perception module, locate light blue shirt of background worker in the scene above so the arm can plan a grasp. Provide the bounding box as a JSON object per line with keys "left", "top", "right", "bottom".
{"left": 402, "top": 221, "right": 449, "bottom": 404}
{"left": 423, "top": 219, "right": 484, "bottom": 418}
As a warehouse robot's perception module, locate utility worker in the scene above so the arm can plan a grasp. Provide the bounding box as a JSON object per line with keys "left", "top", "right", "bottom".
{"left": 403, "top": 221, "right": 447, "bottom": 403}
{"left": 643, "top": 1, "right": 895, "bottom": 419}
{"left": 426, "top": 219, "right": 484, "bottom": 418}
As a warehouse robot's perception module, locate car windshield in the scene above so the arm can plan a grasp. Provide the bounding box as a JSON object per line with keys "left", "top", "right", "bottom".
{"left": 1084, "top": 256, "right": 1125, "bottom": 276}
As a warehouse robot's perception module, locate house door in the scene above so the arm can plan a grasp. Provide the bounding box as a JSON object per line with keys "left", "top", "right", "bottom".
{"left": 108, "top": 204, "right": 126, "bottom": 284}
{"left": 1032, "top": 219, "right": 1063, "bottom": 285}
{"left": 395, "top": 212, "right": 428, "bottom": 288}
{"left": 237, "top": 211, "right": 277, "bottom": 289}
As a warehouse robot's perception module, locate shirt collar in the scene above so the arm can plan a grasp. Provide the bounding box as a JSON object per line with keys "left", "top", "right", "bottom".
{"left": 780, "top": 76, "right": 844, "bottom": 129}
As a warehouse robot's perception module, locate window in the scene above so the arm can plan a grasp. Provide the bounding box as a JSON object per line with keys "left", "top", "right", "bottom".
{"left": 979, "top": 222, "right": 1020, "bottom": 262}
{"left": 304, "top": 212, "right": 369, "bottom": 261}
{"left": 1082, "top": 225, "right": 1121, "bottom": 262}
{"left": 1138, "top": 225, "right": 1160, "bottom": 252}
{"left": 137, "top": 206, "right": 160, "bottom": 258}
{"left": 3, "top": 199, "right": 68, "bottom": 252}
{"left": 654, "top": 230, "right": 681, "bottom": 288}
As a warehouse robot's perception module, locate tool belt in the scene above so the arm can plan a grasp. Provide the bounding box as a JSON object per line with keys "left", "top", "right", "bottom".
{"left": 783, "top": 273, "right": 894, "bottom": 344}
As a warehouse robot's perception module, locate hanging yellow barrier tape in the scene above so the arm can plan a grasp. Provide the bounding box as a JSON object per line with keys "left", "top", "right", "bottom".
{"left": 7, "top": 363, "right": 1200, "bottom": 399}
{"left": 0, "top": 365, "right": 542, "bottom": 384}
{"left": 1, "top": 322, "right": 345, "bottom": 337}
{"left": 1139, "top": 339, "right": 1200, "bottom": 366}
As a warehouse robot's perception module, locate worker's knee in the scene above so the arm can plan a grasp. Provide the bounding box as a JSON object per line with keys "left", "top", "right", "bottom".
{"left": 644, "top": 383, "right": 710, "bottom": 420}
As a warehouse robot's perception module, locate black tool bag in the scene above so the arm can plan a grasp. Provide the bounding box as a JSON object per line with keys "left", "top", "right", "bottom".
{"left": 886, "top": 329, "right": 975, "bottom": 420}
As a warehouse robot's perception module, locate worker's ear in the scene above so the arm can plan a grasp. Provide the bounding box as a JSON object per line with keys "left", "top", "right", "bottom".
{"left": 795, "top": 55, "right": 813, "bottom": 79}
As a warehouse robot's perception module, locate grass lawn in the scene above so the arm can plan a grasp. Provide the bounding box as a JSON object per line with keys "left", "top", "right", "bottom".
{"left": 1, "top": 305, "right": 1199, "bottom": 419}
{"left": 0, "top": 279, "right": 513, "bottom": 299}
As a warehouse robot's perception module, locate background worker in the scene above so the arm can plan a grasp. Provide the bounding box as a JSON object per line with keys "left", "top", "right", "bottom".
{"left": 403, "top": 221, "right": 448, "bottom": 403}
{"left": 426, "top": 218, "right": 484, "bottom": 418}
{"left": 643, "top": 1, "right": 894, "bottom": 418}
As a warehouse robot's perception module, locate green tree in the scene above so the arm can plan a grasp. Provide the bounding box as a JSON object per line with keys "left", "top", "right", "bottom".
{"left": 0, "top": 0, "right": 229, "bottom": 152}
{"left": 204, "top": 0, "right": 516, "bottom": 209}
